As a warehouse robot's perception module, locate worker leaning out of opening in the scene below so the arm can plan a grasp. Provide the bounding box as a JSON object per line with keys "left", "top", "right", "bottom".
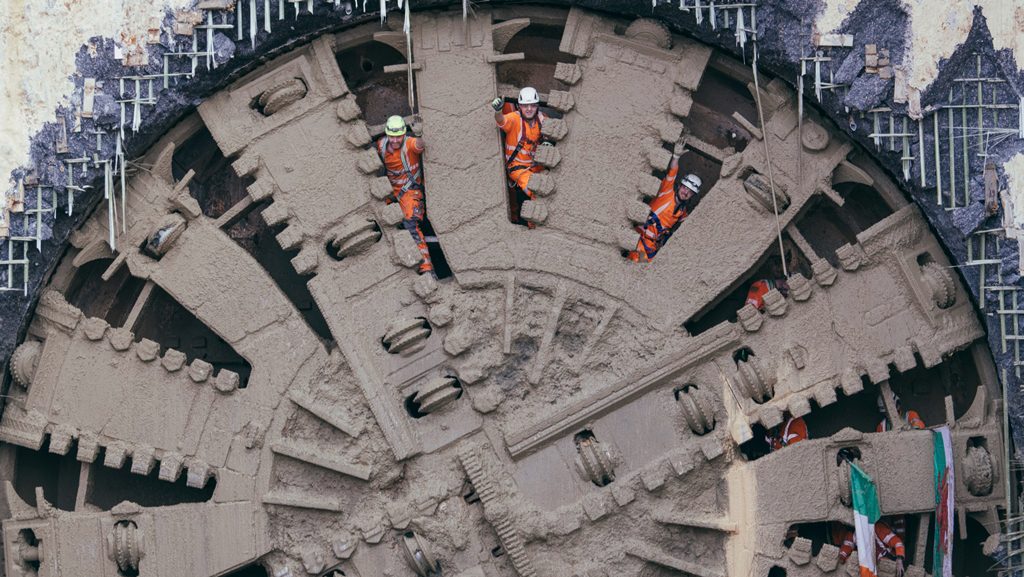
{"left": 627, "top": 142, "right": 703, "bottom": 262}
{"left": 377, "top": 115, "right": 433, "bottom": 276}
{"left": 492, "top": 87, "right": 546, "bottom": 227}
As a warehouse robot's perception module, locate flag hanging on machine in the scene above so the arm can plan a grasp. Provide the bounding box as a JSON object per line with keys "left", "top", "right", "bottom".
{"left": 932, "top": 425, "right": 955, "bottom": 577}
{"left": 850, "top": 462, "right": 881, "bottom": 577}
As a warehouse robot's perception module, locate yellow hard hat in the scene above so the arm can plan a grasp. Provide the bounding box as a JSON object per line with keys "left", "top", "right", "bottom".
{"left": 385, "top": 115, "right": 407, "bottom": 136}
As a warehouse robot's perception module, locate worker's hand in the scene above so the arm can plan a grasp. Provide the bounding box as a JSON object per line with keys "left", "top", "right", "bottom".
{"left": 491, "top": 97, "right": 504, "bottom": 112}
{"left": 895, "top": 557, "right": 905, "bottom": 577}
{"left": 672, "top": 141, "right": 686, "bottom": 157}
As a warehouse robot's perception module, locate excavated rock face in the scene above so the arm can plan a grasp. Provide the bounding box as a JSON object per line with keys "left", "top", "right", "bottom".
{"left": 0, "top": 6, "right": 1009, "bottom": 577}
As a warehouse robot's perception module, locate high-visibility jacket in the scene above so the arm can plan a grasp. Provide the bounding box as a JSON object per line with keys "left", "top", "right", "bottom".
{"left": 876, "top": 522, "right": 907, "bottom": 559}
{"left": 834, "top": 521, "right": 905, "bottom": 562}
{"left": 746, "top": 278, "right": 782, "bottom": 310}
{"left": 831, "top": 523, "right": 857, "bottom": 562}
{"left": 629, "top": 165, "right": 695, "bottom": 262}
{"left": 377, "top": 136, "right": 431, "bottom": 273}
{"left": 766, "top": 416, "right": 808, "bottom": 451}
{"left": 876, "top": 409, "right": 926, "bottom": 432}
{"left": 498, "top": 110, "right": 546, "bottom": 193}
{"left": 378, "top": 136, "right": 424, "bottom": 197}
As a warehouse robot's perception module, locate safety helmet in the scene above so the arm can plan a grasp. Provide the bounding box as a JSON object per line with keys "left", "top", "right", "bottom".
{"left": 385, "top": 115, "right": 407, "bottom": 137}
{"left": 680, "top": 173, "right": 702, "bottom": 194}
{"left": 518, "top": 87, "right": 540, "bottom": 105}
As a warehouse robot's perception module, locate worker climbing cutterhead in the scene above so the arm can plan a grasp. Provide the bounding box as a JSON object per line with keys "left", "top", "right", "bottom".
{"left": 627, "top": 141, "right": 702, "bottom": 262}
{"left": 492, "top": 87, "right": 547, "bottom": 227}
{"left": 377, "top": 115, "right": 433, "bottom": 276}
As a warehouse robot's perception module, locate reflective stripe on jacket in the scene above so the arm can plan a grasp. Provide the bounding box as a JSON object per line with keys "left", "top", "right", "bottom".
{"left": 766, "top": 416, "right": 807, "bottom": 451}
{"left": 378, "top": 136, "right": 424, "bottom": 195}
{"left": 499, "top": 110, "right": 545, "bottom": 168}
{"left": 833, "top": 522, "right": 905, "bottom": 562}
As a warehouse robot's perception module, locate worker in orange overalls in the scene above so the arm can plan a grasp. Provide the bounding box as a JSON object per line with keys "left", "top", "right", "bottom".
{"left": 745, "top": 243, "right": 799, "bottom": 310}
{"left": 876, "top": 392, "right": 926, "bottom": 432}
{"left": 377, "top": 115, "right": 432, "bottom": 275}
{"left": 832, "top": 520, "right": 906, "bottom": 577}
{"left": 492, "top": 87, "right": 546, "bottom": 227}
{"left": 627, "top": 142, "right": 703, "bottom": 262}
{"left": 765, "top": 414, "right": 808, "bottom": 452}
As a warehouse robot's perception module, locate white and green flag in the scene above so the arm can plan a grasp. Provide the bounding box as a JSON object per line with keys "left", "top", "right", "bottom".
{"left": 933, "top": 426, "right": 955, "bottom": 577}
{"left": 850, "top": 462, "right": 881, "bottom": 577}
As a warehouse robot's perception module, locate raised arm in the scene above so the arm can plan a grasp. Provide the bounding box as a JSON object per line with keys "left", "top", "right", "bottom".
{"left": 669, "top": 140, "right": 685, "bottom": 172}
{"left": 491, "top": 98, "right": 505, "bottom": 126}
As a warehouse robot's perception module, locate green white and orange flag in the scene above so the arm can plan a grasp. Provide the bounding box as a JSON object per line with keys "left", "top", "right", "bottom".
{"left": 850, "top": 462, "right": 881, "bottom": 577}
{"left": 933, "top": 426, "right": 955, "bottom": 577}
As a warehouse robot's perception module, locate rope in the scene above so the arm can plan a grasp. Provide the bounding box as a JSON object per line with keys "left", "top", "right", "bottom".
{"left": 404, "top": 0, "right": 415, "bottom": 111}
{"left": 750, "top": 34, "right": 789, "bottom": 278}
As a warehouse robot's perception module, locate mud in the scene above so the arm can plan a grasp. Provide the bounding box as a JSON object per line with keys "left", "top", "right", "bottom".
{"left": 0, "top": 6, "right": 1010, "bottom": 577}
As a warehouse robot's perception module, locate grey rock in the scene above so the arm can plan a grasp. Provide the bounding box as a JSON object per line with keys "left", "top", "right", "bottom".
{"left": 213, "top": 32, "right": 236, "bottom": 65}
{"left": 844, "top": 73, "right": 890, "bottom": 111}
{"left": 92, "top": 93, "right": 120, "bottom": 127}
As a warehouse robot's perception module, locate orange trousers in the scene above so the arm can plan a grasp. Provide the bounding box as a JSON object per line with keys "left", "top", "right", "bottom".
{"left": 391, "top": 189, "right": 432, "bottom": 273}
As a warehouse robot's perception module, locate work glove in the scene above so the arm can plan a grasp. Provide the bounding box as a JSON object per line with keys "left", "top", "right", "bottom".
{"left": 491, "top": 97, "right": 504, "bottom": 112}
{"left": 672, "top": 141, "right": 686, "bottom": 157}
{"left": 895, "top": 558, "right": 905, "bottom": 577}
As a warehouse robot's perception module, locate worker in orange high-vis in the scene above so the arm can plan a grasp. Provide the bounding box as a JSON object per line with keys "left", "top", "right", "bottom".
{"left": 833, "top": 520, "right": 906, "bottom": 577}
{"left": 765, "top": 414, "right": 808, "bottom": 452}
{"left": 745, "top": 243, "right": 799, "bottom": 310}
{"left": 745, "top": 276, "right": 786, "bottom": 311}
{"left": 492, "top": 87, "right": 546, "bottom": 226}
{"left": 876, "top": 392, "right": 926, "bottom": 432}
{"left": 377, "top": 115, "right": 432, "bottom": 276}
{"left": 627, "top": 142, "right": 702, "bottom": 262}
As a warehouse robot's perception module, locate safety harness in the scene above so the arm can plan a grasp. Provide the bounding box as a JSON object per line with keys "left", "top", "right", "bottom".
{"left": 505, "top": 111, "right": 545, "bottom": 178}
{"left": 639, "top": 198, "right": 691, "bottom": 257}
{"left": 378, "top": 136, "right": 423, "bottom": 198}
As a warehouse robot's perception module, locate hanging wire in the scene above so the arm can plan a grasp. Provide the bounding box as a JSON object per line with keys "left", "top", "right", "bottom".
{"left": 748, "top": 7, "right": 789, "bottom": 277}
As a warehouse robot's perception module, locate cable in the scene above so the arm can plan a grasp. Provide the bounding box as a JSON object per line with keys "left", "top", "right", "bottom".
{"left": 750, "top": 32, "right": 789, "bottom": 278}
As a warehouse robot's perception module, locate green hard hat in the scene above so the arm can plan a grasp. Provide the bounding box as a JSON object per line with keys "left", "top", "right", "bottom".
{"left": 385, "top": 115, "right": 407, "bottom": 136}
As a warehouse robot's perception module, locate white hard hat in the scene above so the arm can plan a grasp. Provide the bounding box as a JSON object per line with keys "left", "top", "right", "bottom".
{"left": 681, "top": 173, "right": 702, "bottom": 194}
{"left": 518, "top": 87, "right": 540, "bottom": 105}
